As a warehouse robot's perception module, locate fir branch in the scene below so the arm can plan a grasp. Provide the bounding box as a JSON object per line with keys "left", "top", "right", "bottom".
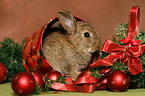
{"left": 91, "top": 67, "right": 102, "bottom": 79}
{"left": 42, "top": 77, "right": 52, "bottom": 92}
{"left": 137, "top": 30, "right": 145, "bottom": 44}
{"left": 0, "top": 37, "right": 26, "bottom": 82}
{"left": 129, "top": 72, "right": 145, "bottom": 88}
{"left": 56, "top": 76, "right": 67, "bottom": 84}
{"left": 111, "top": 61, "right": 128, "bottom": 72}
{"left": 32, "top": 82, "right": 42, "bottom": 95}
{"left": 115, "top": 23, "right": 129, "bottom": 41}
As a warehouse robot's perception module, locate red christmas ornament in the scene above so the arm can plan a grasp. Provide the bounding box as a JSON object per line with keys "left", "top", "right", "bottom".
{"left": 31, "top": 71, "right": 45, "bottom": 89}
{"left": 45, "top": 70, "right": 62, "bottom": 81}
{"left": 11, "top": 72, "right": 36, "bottom": 95}
{"left": 0, "top": 62, "right": 7, "bottom": 83}
{"left": 107, "top": 70, "right": 130, "bottom": 92}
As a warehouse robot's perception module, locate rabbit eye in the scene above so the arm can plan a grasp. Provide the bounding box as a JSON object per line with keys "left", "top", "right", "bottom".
{"left": 84, "top": 32, "right": 90, "bottom": 38}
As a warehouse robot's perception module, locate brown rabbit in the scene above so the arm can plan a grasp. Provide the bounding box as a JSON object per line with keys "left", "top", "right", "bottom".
{"left": 42, "top": 10, "right": 101, "bottom": 80}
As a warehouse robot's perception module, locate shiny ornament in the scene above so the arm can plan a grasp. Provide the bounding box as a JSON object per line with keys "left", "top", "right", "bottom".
{"left": 31, "top": 71, "right": 45, "bottom": 89}
{"left": 107, "top": 70, "right": 130, "bottom": 92}
{"left": 45, "top": 70, "right": 62, "bottom": 81}
{"left": 11, "top": 72, "right": 36, "bottom": 95}
{"left": 0, "top": 62, "right": 7, "bottom": 83}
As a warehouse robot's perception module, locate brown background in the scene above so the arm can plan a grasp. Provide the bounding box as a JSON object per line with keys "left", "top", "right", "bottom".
{"left": 0, "top": 0, "right": 145, "bottom": 44}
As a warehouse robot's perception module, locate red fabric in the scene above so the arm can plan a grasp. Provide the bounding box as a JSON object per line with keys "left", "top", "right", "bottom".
{"left": 51, "top": 75, "right": 97, "bottom": 93}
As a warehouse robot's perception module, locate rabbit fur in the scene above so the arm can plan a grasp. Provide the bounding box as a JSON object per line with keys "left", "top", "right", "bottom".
{"left": 42, "top": 10, "right": 101, "bottom": 80}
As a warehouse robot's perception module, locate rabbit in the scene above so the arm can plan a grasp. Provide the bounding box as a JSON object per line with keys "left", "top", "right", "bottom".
{"left": 42, "top": 10, "right": 101, "bottom": 80}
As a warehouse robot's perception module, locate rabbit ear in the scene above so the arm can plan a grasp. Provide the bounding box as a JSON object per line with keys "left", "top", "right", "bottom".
{"left": 58, "top": 10, "right": 76, "bottom": 34}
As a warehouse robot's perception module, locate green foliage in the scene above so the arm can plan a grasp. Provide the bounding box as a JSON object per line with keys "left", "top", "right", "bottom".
{"left": 114, "top": 23, "right": 129, "bottom": 42}
{"left": 0, "top": 37, "right": 26, "bottom": 82}
{"left": 91, "top": 67, "right": 102, "bottom": 79}
{"left": 100, "top": 51, "right": 110, "bottom": 59}
{"left": 113, "top": 22, "right": 145, "bottom": 44}
{"left": 32, "top": 82, "right": 42, "bottom": 95}
{"left": 111, "top": 61, "right": 128, "bottom": 72}
{"left": 129, "top": 72, "right": 145, "bottom": 89}
{"left": 42, "top": 77, "right": 53, "bottom": 92}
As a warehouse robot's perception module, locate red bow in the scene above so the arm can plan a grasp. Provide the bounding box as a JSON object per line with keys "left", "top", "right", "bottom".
{"left": 90, "top": 6, "right": 145, "bottom": 75}
{"left": 90, "top": 39, "right": 145, "bottom": 75}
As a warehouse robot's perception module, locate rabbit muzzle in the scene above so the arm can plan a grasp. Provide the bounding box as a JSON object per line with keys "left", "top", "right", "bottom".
{"left": 89, "top": 41, "right": 100, "bottom": 53}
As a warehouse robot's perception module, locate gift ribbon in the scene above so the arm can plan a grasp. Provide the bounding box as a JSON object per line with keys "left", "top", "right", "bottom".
{"left": 51, "top": 75, "right": 97, "bottom": 93}
{"left": 90, "top": 6, "right": 145, "bottom": 75}
{"left": 50, "top": 72, "right": 108, "bottom": 92}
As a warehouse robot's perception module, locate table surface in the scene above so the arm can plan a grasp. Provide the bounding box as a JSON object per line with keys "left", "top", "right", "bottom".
{"left": 0, "top": 83, "right": 145, "bottom": 96}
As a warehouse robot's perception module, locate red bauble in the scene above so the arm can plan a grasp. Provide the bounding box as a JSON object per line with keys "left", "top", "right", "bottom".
{"left": 0, "top": 62, "right": 7, "bottom": 83}
{"left": 107, "top": 70, "right": 130, "bottom": 92}
{"left": 11, "top": 72, "right": 36, "bottom": 95}
{"left": 45, "top": 70, "right": 62, "bottom": 81}
{"left": 31, "top": 71, "right": 45, "bottom": 89}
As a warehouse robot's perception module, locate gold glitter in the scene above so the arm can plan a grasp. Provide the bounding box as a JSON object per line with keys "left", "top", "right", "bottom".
{"left": 29, "top": 80, "right": 33, "bottom": 83}
{"left": 111, "top": 80, "right": 115, "bottom": 84}
{"left": 14, "top": 76, "right": 19, "bottom": 81}
{"left": 123, "top": 79, "right": 127, "bottom": 85}
{"left": 19, "top": 90, "right": 23, "bottom": 94}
